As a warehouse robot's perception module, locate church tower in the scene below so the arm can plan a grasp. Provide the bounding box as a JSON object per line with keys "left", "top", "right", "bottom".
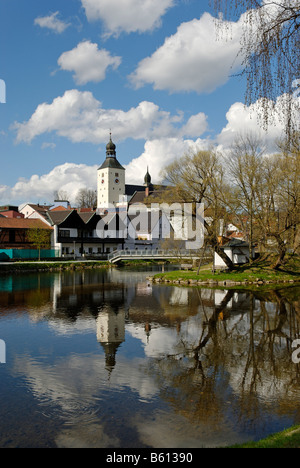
{"left": 97, "top": 135, "right": 125, "bottom": 210}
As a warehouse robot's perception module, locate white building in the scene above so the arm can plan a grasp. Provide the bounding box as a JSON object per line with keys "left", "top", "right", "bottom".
{"left": 97, "top": 135, "right": 126, "bottom": 210}
{"left": 214, "top": 240, "right": 253, "bottom": 269}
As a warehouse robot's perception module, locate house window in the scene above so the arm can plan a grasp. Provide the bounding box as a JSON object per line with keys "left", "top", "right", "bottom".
{"left": 59, "top": 230, "right": 71, "bottom": 238}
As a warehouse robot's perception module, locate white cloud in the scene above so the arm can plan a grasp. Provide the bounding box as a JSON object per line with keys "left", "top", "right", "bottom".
{"left": 217, "top": 95, "right": 300, "bottom": 151}
{"left": 81, "top": 0, "right": 175, "bottom": 36}
{"left": 13, "top": 90, "right": 208, "bottom": 145}
{"left": 0, "top": 163, "right": 98, "bottom": 206}
{"left": 0, "top": 139, "right": 211, "bottom": 206}
{"left": 34, "top": 12, "right": 70, "bottom": 34}
{"left": 8, "top": 91, "right": 295, "bottom": 206}
{"left": 130, "top": 12, "right": 245, "bottom": 93}
{"left": 58, "top": 41, "right": 122, "bottom": 85}
{"left": 124, "top": 137, "right": 211, "bottom": 185}
{"left": 181, "top": 113, "right": 208, "bottom": 138}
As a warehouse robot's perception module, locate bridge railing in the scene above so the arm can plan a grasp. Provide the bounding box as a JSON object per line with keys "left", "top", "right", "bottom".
{"left": 108, "top": 249, "right": 199, "bottom": 262}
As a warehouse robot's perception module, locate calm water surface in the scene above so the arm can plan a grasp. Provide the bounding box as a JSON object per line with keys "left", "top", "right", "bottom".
{"left": 0, "top": 266, "right": 299, "bottom": 448}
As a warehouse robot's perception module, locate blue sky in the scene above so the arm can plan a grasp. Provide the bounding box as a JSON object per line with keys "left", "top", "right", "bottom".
{"left": 0, "top": 0, "right": 289, "bottom": 206}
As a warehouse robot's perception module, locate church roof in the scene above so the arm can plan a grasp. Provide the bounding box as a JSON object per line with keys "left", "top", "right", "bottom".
{"left": 99, "top": 157, "right": 125, "bottom": 170}
{"left": 99, "top": 135, "right": 125, "bottom": 170}
{"left": 125, "top": 184, "right": 145, "bottom": 196}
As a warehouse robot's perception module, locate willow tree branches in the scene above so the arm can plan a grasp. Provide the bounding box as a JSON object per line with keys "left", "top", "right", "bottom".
{"left": 212, "top": 0, "right": 300, "bottom": 140}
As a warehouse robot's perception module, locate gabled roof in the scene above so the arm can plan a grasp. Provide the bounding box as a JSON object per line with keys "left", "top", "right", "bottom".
{"left": 47, "top": 210, "right": 77, "bottom": 226}
{"left": 21, "top": 203, "right": 53, "bottom": 220}
{"left": 47, "top": 209, "right": 99, "bottom": 229}
{"left": 26, "top": 203, "right": 52, "bottom": 213}
{"left": 78, "top": 211, "right": 98, "bottom": 225}
{"left": 0, "top": 218, "right": 52, "bottom": 230}
{"left": 77, "top": 211, "right": 101, "bottom": 229}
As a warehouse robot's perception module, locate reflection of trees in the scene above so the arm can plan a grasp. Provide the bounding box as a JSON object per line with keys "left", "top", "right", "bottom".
{"left": 147, "top": 287, "right": 300, "bottom": 429}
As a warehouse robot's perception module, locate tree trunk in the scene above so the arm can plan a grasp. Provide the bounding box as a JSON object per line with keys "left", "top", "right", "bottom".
{"left": 271, "top": 234, "right": 287, "bottom": 270}
{"left": 214, "top": 244, "right": 235, "bottom": 271}
{"left": 197, "top": 243, "right": 207, "bottom": 275}
{"left": 204, "top": 220, "right": 235, "bottom": 271}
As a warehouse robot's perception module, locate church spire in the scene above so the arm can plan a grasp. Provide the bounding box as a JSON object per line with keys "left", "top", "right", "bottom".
{"left": 106, "top": 132, "right": 116, "bottom": 157}
{"left": 144, "top": 166, "right": 152, "bottom": 186}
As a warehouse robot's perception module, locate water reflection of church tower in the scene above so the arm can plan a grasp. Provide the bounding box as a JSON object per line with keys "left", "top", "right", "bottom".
{"left": 96, "top": 307, "right": 125, "bottom": 372}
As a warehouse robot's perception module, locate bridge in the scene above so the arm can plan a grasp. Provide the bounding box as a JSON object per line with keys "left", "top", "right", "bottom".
{"left": 108, "top": 249, "right": 201, "bottom": 264}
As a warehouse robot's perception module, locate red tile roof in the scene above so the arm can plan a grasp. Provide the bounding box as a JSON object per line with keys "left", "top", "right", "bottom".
{"left": 49, "top": 205, "right": 68, "bottom": 212}
{"left": 0, "top": 218, "right": 53, "bottom": 230}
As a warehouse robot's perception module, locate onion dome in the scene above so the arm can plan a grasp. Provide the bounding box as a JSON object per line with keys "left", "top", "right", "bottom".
{"left": 106, "top": 135, "right": 116, "bottom": 157}
{"left": 144, "top": 167, "right": 152, "bottom": 186}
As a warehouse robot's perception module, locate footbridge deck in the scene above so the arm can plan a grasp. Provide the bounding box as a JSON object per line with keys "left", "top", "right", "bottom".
{"left": 108, "top": 249, "right": 200, "bottom": 264}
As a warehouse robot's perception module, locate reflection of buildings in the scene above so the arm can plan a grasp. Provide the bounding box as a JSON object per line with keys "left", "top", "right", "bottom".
{"left": 2, "top": 268, "right": 299, "bottom": 382}
{"left": 96, "top": 308, "right": 125, "bottom": 372}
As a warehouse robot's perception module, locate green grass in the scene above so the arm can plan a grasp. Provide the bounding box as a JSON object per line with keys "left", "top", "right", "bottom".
{"left": 153, "top": 254, "right": 300, "bottom": 286}
{"left": 228, "top": 425, "right": 300, "bottom": 448}
{"left": 0, "top": 260, "right": 110, "bottom": 273}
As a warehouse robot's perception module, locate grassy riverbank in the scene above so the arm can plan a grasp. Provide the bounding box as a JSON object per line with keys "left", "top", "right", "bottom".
{"left": 152, "top": 254, "right": 300, "bottom": 288}
{"left": 228, "top": 425, "right": 300, "bottom": 448}
{"left": 0, "top": 260, "right": 111, "bottom": 274}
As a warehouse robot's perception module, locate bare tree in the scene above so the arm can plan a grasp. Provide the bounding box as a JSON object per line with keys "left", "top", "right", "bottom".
{"left": 75, "top": 188, "right": 97, "bottom": 209}
{"left": 53, "top": 190, "right": 70, "bottom": 202}
{"left": 161, "top": 149, "right": 235, "bottom": 270}
{"left": 260, "top": 137, "right": 300, "bottom": 268}
{"left": 226, "top": 133, "right": 265, "bottom": 261}
{"left": 212, "top": 0, "right": 300, "bottom": 140}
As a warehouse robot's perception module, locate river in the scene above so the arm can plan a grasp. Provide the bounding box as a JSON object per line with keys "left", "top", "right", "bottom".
{"left": 0, "top": 266, "right": 299, "bottom": 448}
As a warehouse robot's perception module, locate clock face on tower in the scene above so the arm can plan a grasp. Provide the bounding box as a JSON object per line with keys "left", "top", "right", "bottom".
{"left": 115, "top": 178, "right": 120, "bottom": 184}
{"left": 101, "top": 179, "right": 105, "bottom": 184}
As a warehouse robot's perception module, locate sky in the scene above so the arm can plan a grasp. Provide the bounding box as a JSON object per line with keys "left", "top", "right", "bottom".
{"left": 0, "top": 0, "right": 293, "bottom": 207}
